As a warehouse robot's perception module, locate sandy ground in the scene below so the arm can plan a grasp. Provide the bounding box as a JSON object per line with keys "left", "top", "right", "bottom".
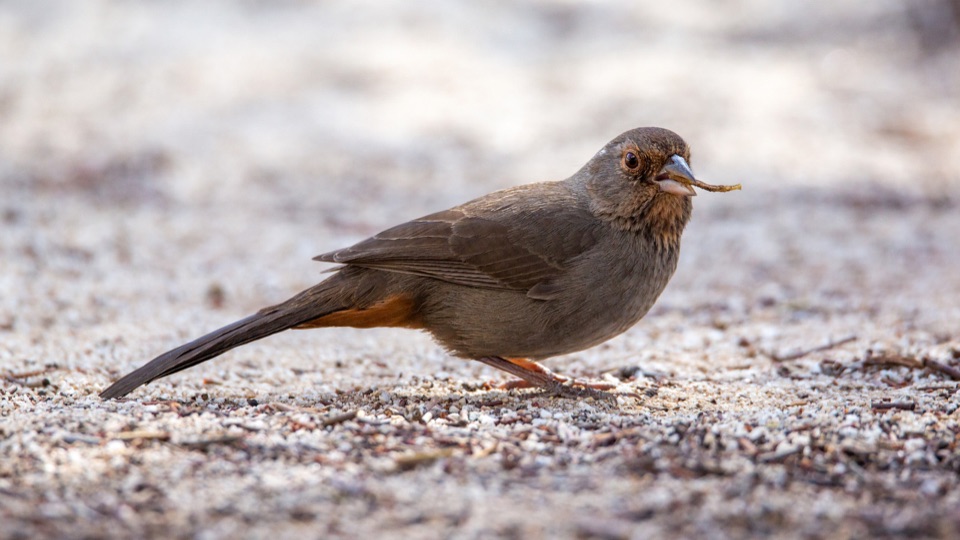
{"left": 2, "top": 1, "right": 960, "bottom": 538}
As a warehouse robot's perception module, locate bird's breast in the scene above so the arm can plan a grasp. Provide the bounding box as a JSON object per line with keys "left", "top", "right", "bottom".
{"left": 558, "top": 231, "right": 680, "bottom": 336}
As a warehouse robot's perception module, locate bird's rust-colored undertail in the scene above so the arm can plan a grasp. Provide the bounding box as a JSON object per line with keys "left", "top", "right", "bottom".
{"left": 295, "top": 294, "right": 422, "bottom": 329}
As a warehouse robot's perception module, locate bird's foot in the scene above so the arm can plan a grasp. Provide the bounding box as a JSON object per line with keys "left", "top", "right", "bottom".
{"left": 476, "top": 356, "right": 642, "bottom": 402}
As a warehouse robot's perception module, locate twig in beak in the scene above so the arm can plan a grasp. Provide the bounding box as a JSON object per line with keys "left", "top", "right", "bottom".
{"left": 689, "top": 178, "right": 742, "bottom": 192}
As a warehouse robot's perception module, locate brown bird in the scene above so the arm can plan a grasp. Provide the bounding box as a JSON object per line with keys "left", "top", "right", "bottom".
{"left": 100, "top": 127, "right": 739, "bottom": 400}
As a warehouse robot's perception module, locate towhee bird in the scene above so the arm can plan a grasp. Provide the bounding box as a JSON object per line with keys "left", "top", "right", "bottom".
{"left": 100, "top": 127, "right": 739, "bottom": 400}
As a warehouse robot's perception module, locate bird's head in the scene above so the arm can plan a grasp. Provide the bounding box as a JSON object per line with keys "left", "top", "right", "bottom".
{"left": 580, "top": 127, "right": 697, "bottom": 237}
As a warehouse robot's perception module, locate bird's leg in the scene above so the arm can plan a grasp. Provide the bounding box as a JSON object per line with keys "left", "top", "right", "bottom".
{"left": 478, "top": 357, "right": 573, "bottom": 388}
{"left": 475, "top": 356, "right": 630, "bottom": 401}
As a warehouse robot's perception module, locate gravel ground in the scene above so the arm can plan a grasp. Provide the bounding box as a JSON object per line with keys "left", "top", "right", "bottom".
{"left": 2, "top": 2, "right": 960, "bottom": 539}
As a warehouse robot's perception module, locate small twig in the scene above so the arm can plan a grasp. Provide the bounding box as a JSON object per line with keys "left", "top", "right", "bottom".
{"left": 768, "top": 335, "right": 857, "bottom": 362}
{"left": 2, "top": 365, "right": 61, "bottom": 389}
{"left": 925, "top": 359, "right": 960, "bottom": 380}
{"left": 394, "top": 448, "right": 456, "bottom": 471}
{"left": 916, "top": 384, "right": 960, "bottom": 393}
{"left": 62, "top": 434, "right": 102, "bottom": 445}
{"left": 785, "top": 422, "right": 817, "bottom": 434}
{"left": 3, "top": 366, "right": 58, "bottom": 379}
{"left": 863, "top": 353, "right": 960, "bottom": 381}
{"left": 689, "top": 178, "right": 742, "bottom": 192}
{"left": 178, "top": 435, "right": 244, "bottom": 449}
{"left": 864, "top": 353, "right": 922, "bottom": 369}
{"left": 140, "top": 401, "right": 184, "bottom": 413}
{"left": 872, "top": 400, "right": 916, "bottom": 411}
{"left": 321, "top": 410, "right": 357, "bottom": 427}
{"left": 15, "top": 378, "right": 53, "bottom": 389}
{"left": 758, "top": 444, "right": 802, "bottom": 463}
{"left": 113, "top": 430, "right": 171, "bottom": 441}
{"left": 264, "top": 402, "right": 297, "bottom": 412}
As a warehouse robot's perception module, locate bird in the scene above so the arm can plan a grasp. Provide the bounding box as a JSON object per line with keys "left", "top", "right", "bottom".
{"left": 100, "top": 127, "right": 739, "bottom": 401}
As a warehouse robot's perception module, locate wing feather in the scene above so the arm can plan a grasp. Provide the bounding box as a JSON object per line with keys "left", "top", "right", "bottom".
{"left": 313, "top": 183, "right": 599, "bottom": 296}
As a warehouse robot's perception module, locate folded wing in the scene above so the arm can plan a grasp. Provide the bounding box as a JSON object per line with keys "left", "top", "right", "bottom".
{"left": 314, "top": 184, "right": 600, "bottom": 298}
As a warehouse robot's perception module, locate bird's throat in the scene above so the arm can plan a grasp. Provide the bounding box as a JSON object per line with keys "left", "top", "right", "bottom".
{"left": 645, "top": 194, "right": 691, "bottom": 250}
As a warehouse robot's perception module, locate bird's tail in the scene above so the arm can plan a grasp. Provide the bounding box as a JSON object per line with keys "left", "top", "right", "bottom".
{"left": 99, "top": 277, "right": 351, "bottom": 400}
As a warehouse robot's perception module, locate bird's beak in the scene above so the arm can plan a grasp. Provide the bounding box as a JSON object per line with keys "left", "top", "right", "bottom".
{"left": 655, "top": 155, "right": 697, "bottom": 197}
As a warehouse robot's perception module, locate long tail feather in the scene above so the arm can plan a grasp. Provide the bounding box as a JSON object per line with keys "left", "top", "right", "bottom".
{"left": 100, "top": 282, "right": 345, "bottom": 399}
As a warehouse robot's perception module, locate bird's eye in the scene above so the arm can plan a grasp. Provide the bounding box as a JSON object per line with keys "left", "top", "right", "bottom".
{"left": 622, "top": 151, "right": 640, "bottom": 171}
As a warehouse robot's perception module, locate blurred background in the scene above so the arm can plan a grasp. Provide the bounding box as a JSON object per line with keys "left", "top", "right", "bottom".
{"left": 3, "top": 0, "right": 958, "bottom": 207}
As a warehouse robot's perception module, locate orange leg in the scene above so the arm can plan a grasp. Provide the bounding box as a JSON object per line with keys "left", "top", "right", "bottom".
{"left": 475, "top": 356, "right": 633, "bottom": 401}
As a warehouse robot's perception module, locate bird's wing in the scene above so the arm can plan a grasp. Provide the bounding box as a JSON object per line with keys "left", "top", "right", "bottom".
{"left": 313, "top": 183, "right": 600, "bottom": 299}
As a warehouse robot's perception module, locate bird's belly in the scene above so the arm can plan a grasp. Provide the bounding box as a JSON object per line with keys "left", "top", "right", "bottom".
{"left": 422, "top": 243, "right": 679, "bottom": 359}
